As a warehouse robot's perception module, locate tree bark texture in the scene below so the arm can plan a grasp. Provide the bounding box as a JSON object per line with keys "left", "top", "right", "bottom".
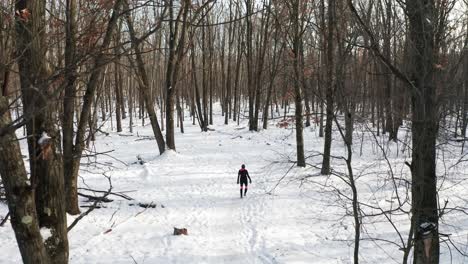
{"left": 321, "top": 0, "right": 335, "bottom": 175}
{"left": 291, "top": 0, "right": 305, "bottom": 167}
{"left": 15, "top": 0, "right": 69, "bottom": 262}
{"left": 0, "top": 97, "right": 50, "bottom": 264}
{"left": 407, "top": 0, "right": 439, "bottom": 262}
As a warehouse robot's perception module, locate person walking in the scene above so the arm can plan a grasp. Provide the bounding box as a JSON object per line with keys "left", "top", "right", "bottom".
{"left": 237, "top": 164, "right": 252, "bottom": 198}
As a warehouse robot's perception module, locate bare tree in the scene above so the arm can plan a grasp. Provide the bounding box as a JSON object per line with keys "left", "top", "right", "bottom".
{"left": 0, "top": 97, "right": 50, "bottom": 263}
{"left": 124, "top": 0, "right": 166, "bottom": 154}
{"left": 64, "top": 0, "right": 124, "bottom": 216}
{"left": 63, "top": 0, "right": 79, "bottom": 215}
{"left": 462, "top": 18, "right": 468, "bottom": 140}
{"left": 165, "top": 0, "right": 191, "bottom": 150}
{"left": 289, "top": 0, "right": 306, "bottom": 167}
{"left": 15, "top": 0, "right": 69, "bottom": 262}
{"left": 321, "top": 0, "right": 336, "bottom": 175}
{"left": 348, "top": 0, "right": 451, "bottom": 262}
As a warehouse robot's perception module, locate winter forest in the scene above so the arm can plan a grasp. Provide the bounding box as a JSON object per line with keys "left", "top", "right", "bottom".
{"left": 0, "top": 0, "right": 468, "bottom": 263}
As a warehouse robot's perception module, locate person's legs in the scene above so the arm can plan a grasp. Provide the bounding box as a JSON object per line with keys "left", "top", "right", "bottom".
{"left": 240, "top": 183, "right": 244, "bottom": 198}
{"left": 244, "top": 183, "right": 248, "bottom": 196}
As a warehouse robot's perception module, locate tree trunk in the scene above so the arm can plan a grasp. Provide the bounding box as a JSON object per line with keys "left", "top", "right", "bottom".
{"left": 129, "top": 76, "right": 134, "bottom": 133}
{"left": 224, "top": 9, "right": 232, "bottom": 125}
{"left": 114, "top": 26, "right": 123, "bottom": 133}
{"left": 165, "top": 0, "right": 177, "bottom": 149}
{"left": 383, "top": 0, "right": 396, "bottom": 141}
{"left": 246, "top": 0, "right": 255, "bottom": 131}
{"left": 176, "top": 85, "right": 184, "bottom": 133}
{"left": 220, "top": 20, "right": 232, "bottom": 125}
{"left": 65, "top": 0, "right": 124, "bottom": 219}
{"left": 345, "top": 104, "right": 355, "bottom": 146}
{"left": 318, "top": 0, "right": 326, "bottom": 139}
{"left": 120, "top": 70, "right": 127, "bottom": 119}
{"left": 263, "top": 36, "right": 282, "bottom": 130}
{"left": 233, "top": 26, "right": 242, "bottom": 123}
{"left": 0, "top": 97, "right": 50, "bottom": 264}
{"left": 253, "top": 1, "right": 270, "bottom": 131}
{"left": 291, "top": 0, "right": 305, "bottom": 167}
{"left": 407, "top": 0, "right": 439, "bottom": 263}
{"left": 124, "top": 0, "right": 166, "bottom": 154}
{"left": 191, "top": 44, "right": 207, "bottom": 131}
{"left": 321, "top": 0, "right": 335, "bottom": 175}
{"left": 202, "top": 21, "right": 209, "bottom": 129}
{"left": 15, "top": 0, "right": 69, "bottom": 262}
{"left": 165, "top": 0, "right": 190, "bottom": 150}
{"left": 462, "top": 31, "right": 468, "bottom": 138}
{"left": 301, "top": 42, "right": 311, "bottom": 128}
{"left": 209, "top": 33, "right": 214, "bottom": 126}
{"left": 63, "top": 0, "right": 80, "bottom": 215}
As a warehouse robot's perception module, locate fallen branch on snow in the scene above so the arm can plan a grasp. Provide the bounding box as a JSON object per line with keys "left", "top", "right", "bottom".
{"left": 68, "top": 176, "right": 113, "bottom": 232}
{"left": 78, "top": 192, "right": 113, "bottom": 203}
{"left": 77, "top": 187, "right": 134, "bottom": 200}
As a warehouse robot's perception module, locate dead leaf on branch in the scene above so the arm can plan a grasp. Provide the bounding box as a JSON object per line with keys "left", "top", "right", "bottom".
{"left": 15, "top": 8, "right": 31, "bottom": 22}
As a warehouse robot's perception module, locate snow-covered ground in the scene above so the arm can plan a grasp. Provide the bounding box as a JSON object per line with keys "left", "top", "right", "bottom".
{"left": 1, "top": 105, "right": 468, "bottom": 263}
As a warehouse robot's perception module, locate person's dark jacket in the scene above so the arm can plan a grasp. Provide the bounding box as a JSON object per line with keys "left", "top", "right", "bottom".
{"left": 237, "top": 168, "right": 252, "bottom": 184}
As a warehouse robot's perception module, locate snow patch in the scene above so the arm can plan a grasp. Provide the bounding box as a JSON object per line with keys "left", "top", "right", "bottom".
{"left": 154, "top": 149, "right": 181, "bottom": 162}
{"left": 40, "top": 228, "right": 52, "bottom": 241}
{"left": 38, "top": 132, "right": 51, "bottom": 145}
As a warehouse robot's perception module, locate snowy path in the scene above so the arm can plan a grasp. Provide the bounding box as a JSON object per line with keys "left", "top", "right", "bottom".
{"left": 0, "top": 118, "right": 389, "bottom": 263}
{"left": 59, "top": 122, "right": 331, "bottom": 264}
{"left": 0, "top": 118, "right": 389, "bottom": 264}
{"left": 139, "top": 136, "right": 279, "bottom": 263}
{"left": 2, "top": 111, "right": 468, "bottom": 263}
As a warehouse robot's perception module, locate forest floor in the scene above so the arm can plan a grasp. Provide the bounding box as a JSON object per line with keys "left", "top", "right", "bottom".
{"left": 1, "top": 105, "right": 468, "bottom": 263}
